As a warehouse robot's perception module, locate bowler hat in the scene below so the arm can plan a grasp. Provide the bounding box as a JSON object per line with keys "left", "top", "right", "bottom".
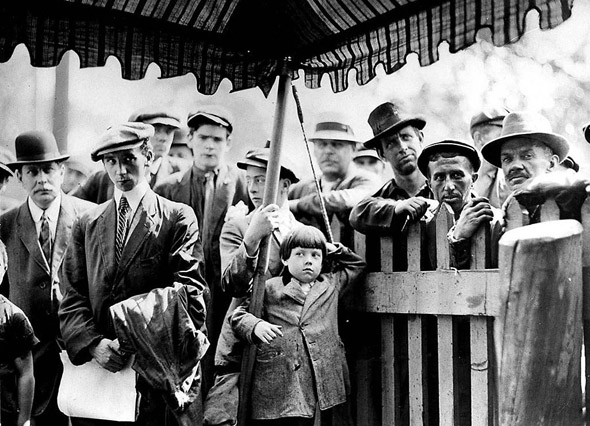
{"left": 129, "top": 108, "right": 181, "bottom": 129}
{"left": 8, "top": 131, "right": 69, "bottom": 170}
{"left": 418, "top": 140, "right": 481, "bottom": 177}
{"left": 309, "top": 112, "right": 358, "bottom": 144}
{"left": 469, "top": 106, "right": 509, "bottom": 136}
{"left": 237, "top": 146, "right": 299, "bottom": 183}
{"left": 481, "top": 112, "right": 569, "bottom": 168}
{"left": 583, "top": 122, "right": 590, "bottom": 143}
{"left": 187, "top": 105, "right": 233, "bottom": 134}
{"left": 91, "top": 123, "right": 155, "bottom": 162}
{"left": 364, "top": 102, "right": 426, "bottom": 150}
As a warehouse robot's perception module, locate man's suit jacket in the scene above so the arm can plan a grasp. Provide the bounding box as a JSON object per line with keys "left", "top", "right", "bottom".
{"left": 72, "top": 156, "right": 191, "bottom": 204}
{"left": 0, "top": 194, "right": 95, "bottom": 415}
{"left": 59, "top": 190, "right": 207, "bottom": 365}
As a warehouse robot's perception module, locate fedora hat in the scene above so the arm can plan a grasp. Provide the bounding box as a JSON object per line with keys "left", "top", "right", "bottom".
{"left": 469, "top": 106, "right": 510, "bottom": 136}
{"left": 364, "top": 102, "right": 426, "bottom": 150}
{"left": 91, "top": 122, "right": 155, "bottom": 162}
{"left": 237, "top": 146, "right": 299, "bottom": 183}
{"left": 481, "top": 111, "right": 569, "bottom": 168}
{"left": 418, "top": 139, "right": 481, "bottom": 177}
{"left": 309, "top": 112, "right": 358, "bottom": 144}
{"left": 8, "top": 131, "right": 69, "bottom": 170}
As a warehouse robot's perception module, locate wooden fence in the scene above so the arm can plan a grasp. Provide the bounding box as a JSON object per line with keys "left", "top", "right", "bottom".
{"left": 333, "top": 196, "right": 588, "bottom": 426}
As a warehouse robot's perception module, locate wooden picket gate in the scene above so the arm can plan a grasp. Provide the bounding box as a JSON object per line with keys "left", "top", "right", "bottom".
{"left": 332, "top": 195, "right": 589, "bottom": 426}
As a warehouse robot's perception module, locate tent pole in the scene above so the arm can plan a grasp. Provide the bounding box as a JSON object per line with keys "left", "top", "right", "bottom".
{"left": 238, "top": 64, "right": 292, "bottom": 426}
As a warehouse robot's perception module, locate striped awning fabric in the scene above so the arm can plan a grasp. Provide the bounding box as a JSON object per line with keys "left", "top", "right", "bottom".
{"left": 0, "top": 0, "right": 573, "bottom": 95}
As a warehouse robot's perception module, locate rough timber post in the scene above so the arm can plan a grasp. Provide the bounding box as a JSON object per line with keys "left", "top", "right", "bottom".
{"left": 496, "top": 219, "right": 583, "bottom": 426}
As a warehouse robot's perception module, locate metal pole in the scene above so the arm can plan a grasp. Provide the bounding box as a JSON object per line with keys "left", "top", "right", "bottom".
{"left": 238, "top": 65, "right": 291, "bottom": 426}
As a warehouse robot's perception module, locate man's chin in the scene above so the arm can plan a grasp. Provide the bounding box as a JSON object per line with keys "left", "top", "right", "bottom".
{"left": 396, "top": 163, "right": 417, "bottom": 176}
{"left": 508, "top": 177, "right": 531, "bottom": 192}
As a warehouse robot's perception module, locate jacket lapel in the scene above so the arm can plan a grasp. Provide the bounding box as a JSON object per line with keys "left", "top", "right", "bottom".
{"left": 16, "top": 203, "right": 50, "bottom": 274}
{"left": 51, "top": 195, "right": 75, "bottom": 279}
{"left": 115, "top": 191, "right": 159, "bottom": 281}
{"left": 282, "top": 279, "right": 307, "bottom": 306}
{"left": 300, "top": 278, "right": 329, "bottom": 320}
{"left": 204, "top": 165, "right": 233, "bottom": 239}
{"left": 97, "top": 200, "right": 118, "bottom": 282}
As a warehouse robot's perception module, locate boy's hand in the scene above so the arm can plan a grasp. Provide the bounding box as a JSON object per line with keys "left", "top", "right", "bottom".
{"left": 254, "top": 321, "right": 283, "bottom": 344}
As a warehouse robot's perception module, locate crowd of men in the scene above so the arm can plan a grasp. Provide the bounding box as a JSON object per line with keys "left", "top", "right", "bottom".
{"left": 0, "top": 100, "right": 587, "bottom": 426}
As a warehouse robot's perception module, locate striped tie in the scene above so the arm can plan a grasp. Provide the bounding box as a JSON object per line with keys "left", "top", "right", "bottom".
{"left": 39, "top": 211, "right": 52, "bottom": 268}
{"left": 115, "top": 196, "right": 130, "bottom": 264}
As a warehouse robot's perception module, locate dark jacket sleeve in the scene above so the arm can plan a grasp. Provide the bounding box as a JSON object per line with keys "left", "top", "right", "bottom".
{"left": 230, "top": 296, "right": 263, "bottom": 344}
{"left": 219, "top": 218, "right": 257, "bottom": 297}
{"left": 325, "top": 244, "right": 367, "bottom": 299}
{"left": 349, "top": 194, "right": 408, "bottom": 234}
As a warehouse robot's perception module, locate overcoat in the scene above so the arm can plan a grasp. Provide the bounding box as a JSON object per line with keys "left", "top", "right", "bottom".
{"left": 0, "top": 194, "right": 94, "bottom": 415}
{"left": 231, "top": 246, "right": 365, "bottom": 420}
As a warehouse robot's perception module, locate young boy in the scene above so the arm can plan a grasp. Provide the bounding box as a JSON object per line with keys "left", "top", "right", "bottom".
{"left": 231, "top": 225, "right": 366, "bottom": 426}
{"left": 1, "top": 240, "right": 38, "bottom": 426}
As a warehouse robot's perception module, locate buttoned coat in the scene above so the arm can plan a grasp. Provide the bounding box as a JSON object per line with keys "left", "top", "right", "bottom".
{"left": 0, "top": 194, "right": 95, "bottom": 415}
{"left": 72, "top": 156, "right": 191, "bottom": 204}
{"left": 59, "top": 190, "right": 206, "bottom": 365}
{"left": 231, "top": 246, "right": 366, "bottom": 420}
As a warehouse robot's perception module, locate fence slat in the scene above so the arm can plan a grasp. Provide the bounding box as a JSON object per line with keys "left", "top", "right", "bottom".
{"left": 380, "top": 235, "right": 396, "bottom": 425}
{"left": 540, "top": 198, "right": 560, "bottom": 222}
{"left": 408, "top": 315, "right": 424, "bottom": 425}
{"left": 580, "top": 198, "right": 590, "bottom": 414}
{"left": 438, "top": 316, "right": 454, "bottom": 426}
{"left": 504, "top": 197, "right": 525, "bottom": 232}
{"left": 470, "top": 317, "right": 490, "bottom": 426}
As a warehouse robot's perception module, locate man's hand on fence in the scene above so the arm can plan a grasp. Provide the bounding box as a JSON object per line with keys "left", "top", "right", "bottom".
{"left": 451, "top": 197, "right": 494, "bottom": 241}
{"left": 394, "top": 196, "right": 431, "bottom": 221}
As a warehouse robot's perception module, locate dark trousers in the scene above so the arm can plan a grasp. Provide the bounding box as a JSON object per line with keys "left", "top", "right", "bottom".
{"left": 1, "top": 393, "right": 68, "bottom": 426}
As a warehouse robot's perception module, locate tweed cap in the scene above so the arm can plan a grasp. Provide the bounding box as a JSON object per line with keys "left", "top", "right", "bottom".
{"left": 187, "top": 105, "right": 233, "bottom": 133}
{"left": 128, "top": 108, "right": 182, "bottom": 129}
{"left": 237, "top": 147, "right": 299, "bottom": 183}
{"left": 91, "top": 122, "right": 155, "bottom": 162}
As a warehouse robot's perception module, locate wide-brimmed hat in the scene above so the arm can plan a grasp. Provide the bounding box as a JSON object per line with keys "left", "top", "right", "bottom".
{"left": 237, "top": 146, "right": 299, "bottom": 183}
{"left": 7, "top": 131, "right": 69, "bottom": 170}
{"left": 91, "top": 123, "right": 155, "bottom": 162}
{"left": 364, "top": 102, "right": 426, "bottom": 150}
{"left": 128, "top": 108, "right": 182, "bottom": 129}
{"left": 187, "top": 105, "right": 234, "bottom": 134}
{"left": 309, "top": 112, "right": 358, "bottom": 144}
{"left": 469, "top": 106, "right": 509, "bottom": 136}
{"left": 0, "top": 146, "right": 16, "bottom": 176}
{"left": 418, "top": 139, "right": 481, "bottom": 177}
{"left": 353, "top": 149, "right": 382, "bottom": 162}
{"left": 481, "top": 112, "right": 570, "bottom": 168}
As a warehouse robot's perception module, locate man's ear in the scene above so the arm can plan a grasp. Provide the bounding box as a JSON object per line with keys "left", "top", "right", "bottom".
{"left": 281, "top": 258, "right": 288, "bottom": 266}
{"left": 548, "top": 154, "right": 560, "bottom": 171}
{"left": 280, "top": 178, "right": 291, "bottom": 191}
{"left": 471, "top": 172, "right": 478, "bottom": 183}
{"left": 15, "top": 169, "right": 22, "bottom": 183}
{"left": 145, "top": 150, "right": 154, "bottom": 167}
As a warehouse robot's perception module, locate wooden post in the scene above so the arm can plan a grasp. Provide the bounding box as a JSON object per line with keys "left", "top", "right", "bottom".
{"left": 496, "top": 220, "right": 584, "bottom": 426}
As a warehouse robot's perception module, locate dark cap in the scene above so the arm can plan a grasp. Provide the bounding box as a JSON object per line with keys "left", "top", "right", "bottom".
{"left": 91, "top": 123, "right": 155, "bottom": 162}
{"left": 469, "top": 106, "right": 510, "bottom": 136}
{"left": 237, "top": 147, "right": 299, "bottom": 183}
{"left": 8, "top": 131, "right": 69, "bottom": 170}
{"left": 128, "top": 108, "right": 182, "bottom": 129}
{"left": 560, "top": 155, "right": 580, "bottom": 172}
{"left": 187, "top": 105, "right": 233, "bottom": 133}
{"left": 418, "top": 139, "right": 481, "bottom": 177}
{"left": 583, "top": 122, "right": 590, "bottom": 143}
{"left": 364, "top": 102, "right": 426, "bottom": 150}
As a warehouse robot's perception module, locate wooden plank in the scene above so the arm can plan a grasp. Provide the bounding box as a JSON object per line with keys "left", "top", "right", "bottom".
{"left": 360, "top": 270, "right": 500, "bottom": 316}
{"left": 382, "top": 317, "right": 396, "bottom": 425}
{"left": 540, "top": 198, "right": 560, "bottom": 222}
{"left": 408, "top": 316, "right": 424, "bottom": 425}
{"left": 437, "top": 316, "right": 454, "bottom": 426}
{"left": 407, "top": 221, "right": 421, "bottom": 271}
{"left": 436, "top": 204, "right": 454, "bottom": 269}
{"left": 353, "top": 230, "right": 366, "bottom": 261}
{"left": 497, "top": 220, "right": 584, "bottom": 426}
{"left": 580, "top": 199, "right": 590, "bottom": 414}
{"left": 470, "top": 317, "right": 489, "bottom": 426}
{"left": 504, "top": 197, "right": 525, "bottom": 232}
{"left": 380, "top": 236, "right": 394, "bottom": 272}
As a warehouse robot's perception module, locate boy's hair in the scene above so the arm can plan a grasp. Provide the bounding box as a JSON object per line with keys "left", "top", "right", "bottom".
{"left": 280, "top": 225, "right": 327, "bottom": 261}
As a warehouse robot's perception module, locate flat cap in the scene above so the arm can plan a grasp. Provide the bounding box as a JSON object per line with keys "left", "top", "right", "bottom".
{"left": 129, "top": 108, "right": 182, "bottom": 129}
{"left": 237, "top": 146, "right": 299, "bottom": 183}
{"left": 91, "top": 122, "right": 155, "bottom": 162}
{"left": 187, "top": 105, "right": 233, "bottom": 133}
{"left": 418, "top": 139, "right": 481, "bottom": 177}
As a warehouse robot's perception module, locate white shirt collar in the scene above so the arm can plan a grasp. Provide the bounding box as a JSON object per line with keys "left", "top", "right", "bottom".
{"left": 28, "top": 192, "right": 62, "bottom": 238}
{"left": 114, "top": 180, "right": 149, "bottom": 214}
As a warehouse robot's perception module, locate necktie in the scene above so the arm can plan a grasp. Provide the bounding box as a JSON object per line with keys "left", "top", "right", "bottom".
{"left": 115, "top": 196, "right": 130, "bottom": 264}
{"left": 39, "top": 211, "right": 52, "bottom": 268}
{"left": 202, "top": 173, "right": 215, "bottom": 239}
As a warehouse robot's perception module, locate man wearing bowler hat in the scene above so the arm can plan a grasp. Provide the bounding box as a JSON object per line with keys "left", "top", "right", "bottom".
{"left": 154, "top": 105, "right": 249, "bottom": 393}
{"left": 288, "top": 112, "right": 380, "bottom": 247}
{"left": 0, "top": 131, "right": 94, "bottom": 426}
{"left": 59, "top": 123, "right": 207, "bottom": 426}
{"left": 469, "top": 106, "right": 511, "bottom": 208}
{"left": 73, "top": 108, "right": 190, "bottom": 204}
